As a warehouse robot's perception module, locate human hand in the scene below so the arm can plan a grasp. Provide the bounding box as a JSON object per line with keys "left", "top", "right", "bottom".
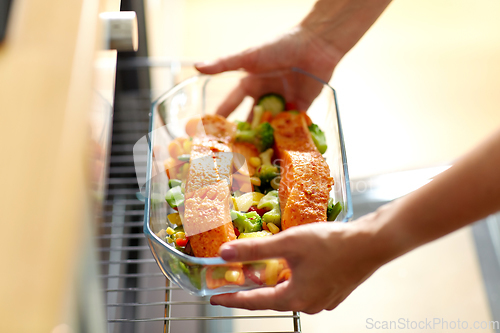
{"left": 195, "top": 0, "right": 392, "bottom": 117}
{"left": 210, "top": 218, "right": 386, "bottom": 314}
{"left": 195, "top": 27, "right": 342, "bottom": 116}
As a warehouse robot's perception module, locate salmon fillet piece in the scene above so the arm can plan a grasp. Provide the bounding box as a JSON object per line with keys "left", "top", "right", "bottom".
{"left": 184, "top": 180, "right": 235, "bottom": 257}
{"left": 271, "top": 112, "right": 334, "bottom": 230}
{"left": 183, "top": 115, "right": 237, "bottom": 257}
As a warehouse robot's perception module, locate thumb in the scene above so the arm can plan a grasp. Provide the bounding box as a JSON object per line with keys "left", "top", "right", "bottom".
{"left": 219, "top": 233, "right": 291, "bottom": 262}
{"left": 195, "top": 49, "right": 258, "bottom": 74}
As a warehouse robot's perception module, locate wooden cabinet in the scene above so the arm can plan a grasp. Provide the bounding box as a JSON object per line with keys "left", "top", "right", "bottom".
{"left": 0, "top": 0, "right": 121, "bottom": 332}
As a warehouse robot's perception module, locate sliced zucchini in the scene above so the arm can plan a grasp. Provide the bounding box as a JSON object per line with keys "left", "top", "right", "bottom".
{"left": 257, "top": 93, "right": 285, "bottom": 116}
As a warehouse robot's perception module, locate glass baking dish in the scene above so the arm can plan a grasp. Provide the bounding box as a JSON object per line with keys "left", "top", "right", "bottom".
{"left": 142, "top": 68, "right": 353, "bottom": 296}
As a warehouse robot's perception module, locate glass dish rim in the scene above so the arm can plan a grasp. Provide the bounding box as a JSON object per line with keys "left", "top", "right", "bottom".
{"left": 143, "top": 67, "right": 354, "bottom": 266}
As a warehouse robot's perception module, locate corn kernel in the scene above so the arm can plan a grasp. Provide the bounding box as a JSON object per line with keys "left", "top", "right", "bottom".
{"left": 175, "top": 231, "right": 186, "bottom": 239}
{"left": 265, "top": 259, "right": 280, "bottom": 286}
{"left": 167, "top": 213, "right": 183, "bottom": 226}
{"left": 166, "top": 227, "right": 175, "bottom": 235}
{"left": 249, "top": 157, "right": 261, "bottom": 168}
{"left": 225, "top": 270, "right": 240, "bottom": 283}
{"left": 250, "top": 176, "right": 261, "bottom": 186}
{"left": 267, "top": 222, "right": 280, "bottom": 234}
{"left": 166, "top": 237, "right": 174, "bottom": 244}
{"left": 178, "top": 163, "right": 190, "bottom": 180}
{"left": 231, "top": 197, "right": 238, "bottom": 210}
{"left": 183, "top": 139, "right": 192, "bottom": 153}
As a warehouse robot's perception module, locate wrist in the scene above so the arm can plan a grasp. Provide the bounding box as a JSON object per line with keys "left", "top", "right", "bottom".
{"left": 350, "top": 201, "right": 414, "bottom": 269}
{"left": 300, "top": 0, "right": 391, "bottom": 56}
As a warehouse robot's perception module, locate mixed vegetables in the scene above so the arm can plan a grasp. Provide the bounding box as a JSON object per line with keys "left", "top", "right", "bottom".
{"left": 156, "top": 93, "right": 341, "bottom": 289}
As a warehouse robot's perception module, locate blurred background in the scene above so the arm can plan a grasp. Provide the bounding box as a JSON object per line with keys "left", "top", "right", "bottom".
{"left": 147, "top": 0, "right": 500, "bottom": 178}
{"left": 1, "top": 0, "right": 500, "bottom": 332}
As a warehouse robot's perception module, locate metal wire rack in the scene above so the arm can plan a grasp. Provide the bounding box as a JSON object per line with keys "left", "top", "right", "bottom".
{"left": 98, "top": 61, "right": 302, "bottom": 333}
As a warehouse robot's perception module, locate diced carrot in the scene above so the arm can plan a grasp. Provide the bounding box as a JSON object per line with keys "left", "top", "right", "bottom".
{"left": 168, "top": 140, "right": 183, "bottom": 160}
{"left": 205, "top": 266, "right": 245, "bottom": 289}
{"left": 232, "top": 173, "right": 254, "bottom": 193}
{"left": 175, "top": 238, "right": 188, "bottom": 247}
{"left": 278, "top": 268, "right": 291, "bottom": 283}
{"left": 232, "top": 142, "right": 259, "bottom": 176}
{"left": 260, "top": 111, "right": 273, "bottom": 123}
{"left": 164, "top": 157, "right": 183, "bottom": 180}
{"left": 262, "top": 221, "right": 269, "bottom": 231}
{"left": 185, "top": 117, "right": 201, "bottom": 137}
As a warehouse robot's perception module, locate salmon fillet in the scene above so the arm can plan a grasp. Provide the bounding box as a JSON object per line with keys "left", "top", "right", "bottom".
{"left": 184, "top": 180, "right": 235, "bottom": 257}
{"left": 271, "top": 112, "right": 334, "bottom": 230}
{"left": 183, "top": 115, "right": 237, "bottom": 257}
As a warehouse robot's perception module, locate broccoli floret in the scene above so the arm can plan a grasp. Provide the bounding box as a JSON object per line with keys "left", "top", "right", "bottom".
{"left": 327, "top": 198, "right": 342, "bottom": 221}
{"left": 255, "top": 122, "right": 275, "bottom": 152}
{"left": 308, "top": 123, "right": 328, "bottom": 154}
{"left": 255, "top": 148, "right": 280, "bottom": 187}
{"left": 257, "top": 190, "right": 281, "bottom": 227}
{"left": 235, "top": 121, "right": 274, "bottom": 152}
{"left": 231, "top": 210, "right": 262, "bottom": 233}
{"left": 235, "top": 121, "right": 251, "bottom": 131}
{"left": 259, "top": 147, "right": 273, "bottom": 165}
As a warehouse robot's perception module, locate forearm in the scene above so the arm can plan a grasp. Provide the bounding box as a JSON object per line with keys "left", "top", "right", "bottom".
{"left": 362, "top": 129, "right": 500, "bottom": 265}
{"left": 300, "top": 0, "right": 392, "bottom": 56}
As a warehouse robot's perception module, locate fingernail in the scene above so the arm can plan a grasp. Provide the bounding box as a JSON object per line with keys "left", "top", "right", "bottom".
{"left": 195, "top": 60, "right": 215, "bottom": 68}
{"left": 220, "top": 245, "right": 237, "bottom": 260}
{"left": 210, "top": 298, "right": 219, "bottom": 306}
